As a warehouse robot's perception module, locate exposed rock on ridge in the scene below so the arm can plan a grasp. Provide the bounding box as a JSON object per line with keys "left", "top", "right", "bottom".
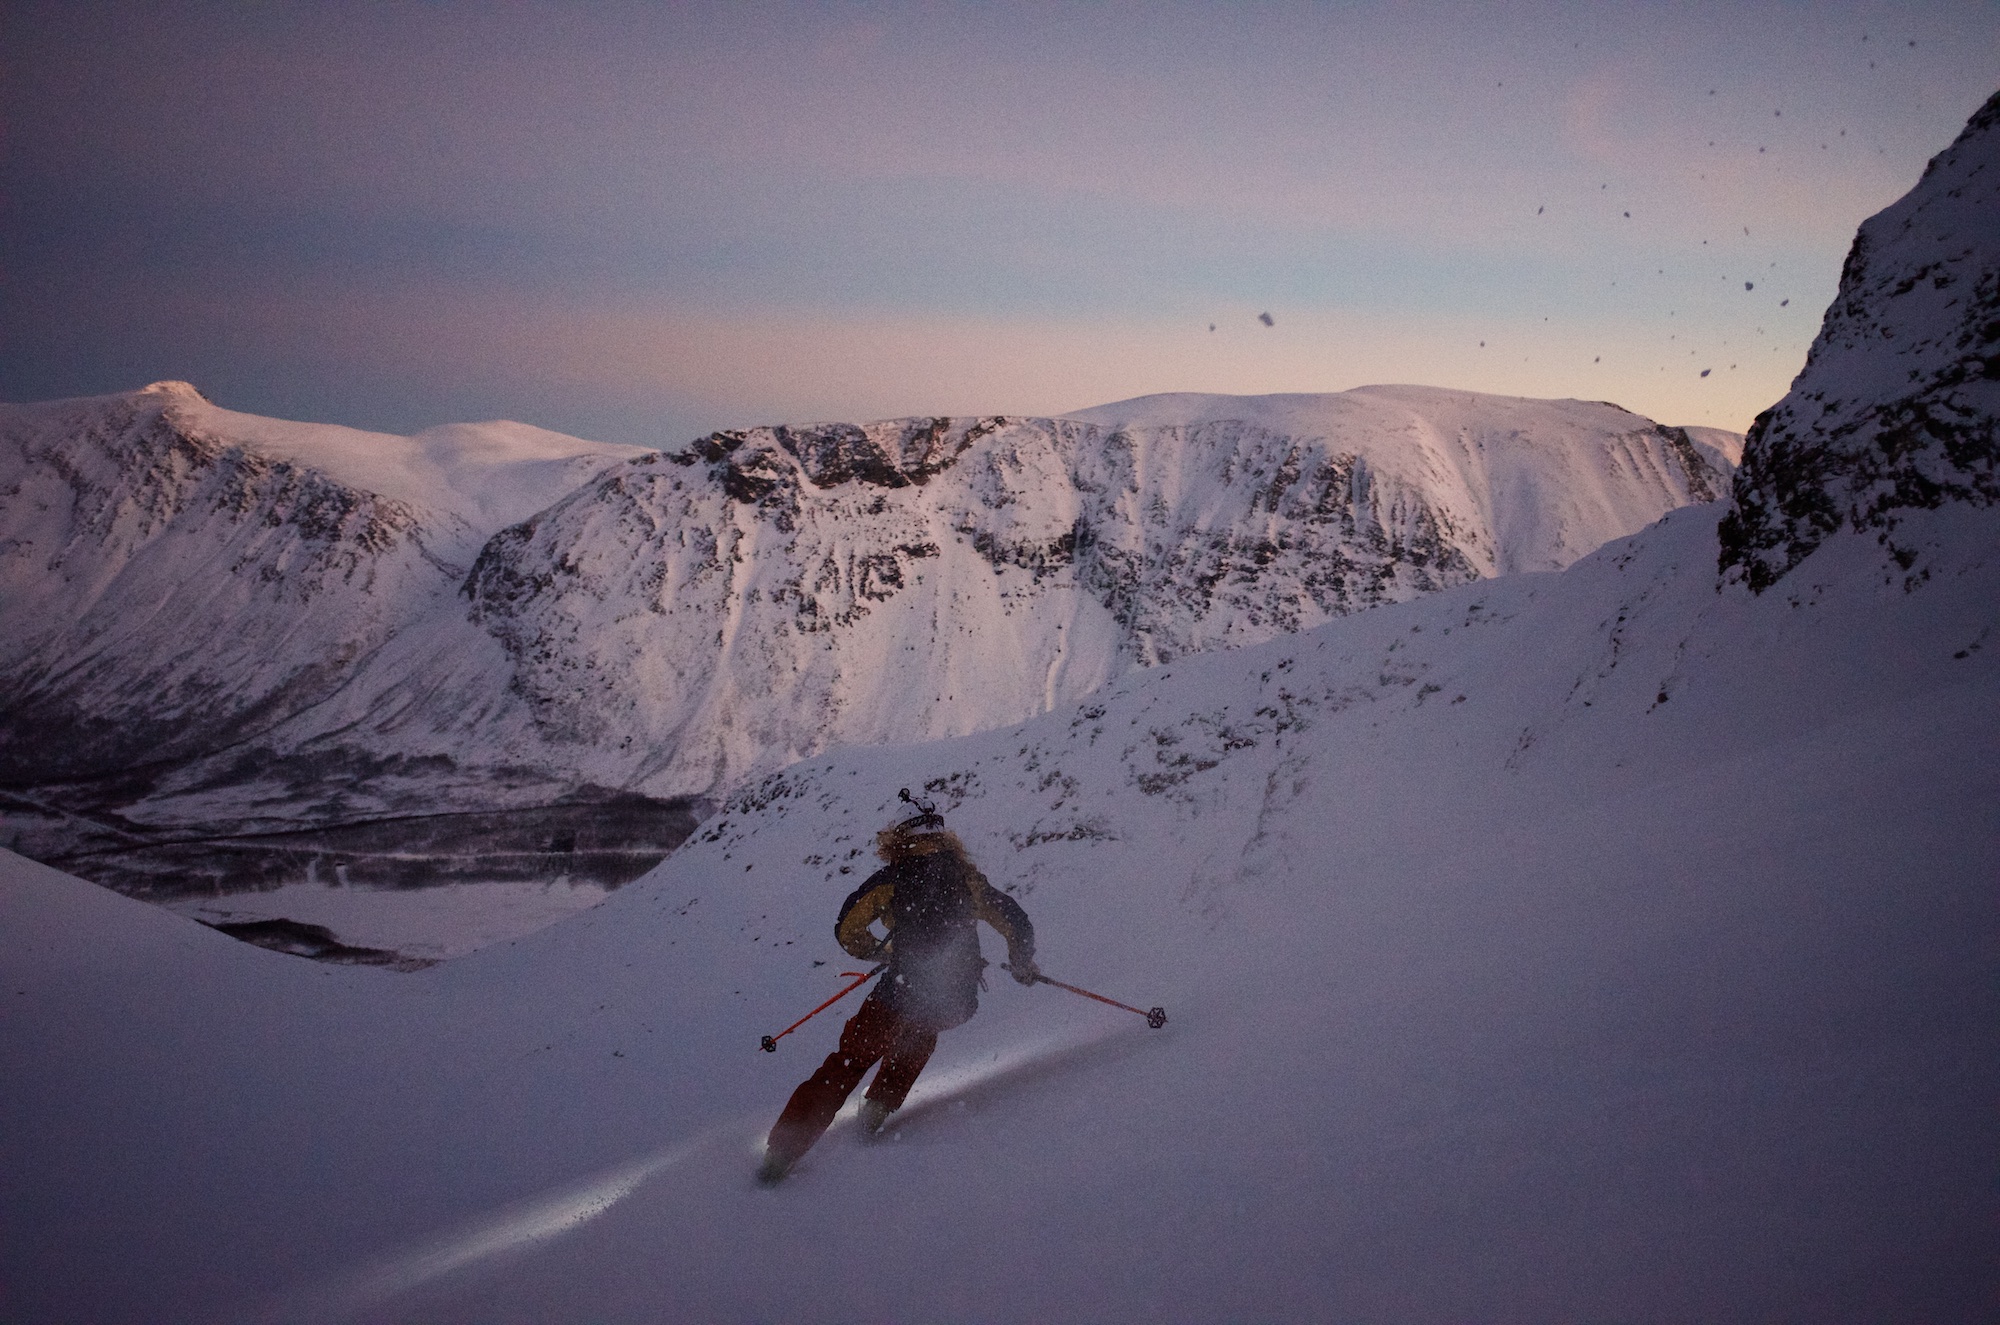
{"left": 1720, "top": 88, "right": 2000, "bottom": 590}
{"left": 461, "top": 389, "right": 1734, "bottom": 798}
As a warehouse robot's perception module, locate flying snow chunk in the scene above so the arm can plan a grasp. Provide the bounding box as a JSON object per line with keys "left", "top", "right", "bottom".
{"left": 1701, "top": 368, "right": 1713, "bottom": 377}
{"left": 1258, "top": 312, "right": 1275, "bottom": 327}
{"left": 1745, "top": 282, "right": 1755, "bottom": 291}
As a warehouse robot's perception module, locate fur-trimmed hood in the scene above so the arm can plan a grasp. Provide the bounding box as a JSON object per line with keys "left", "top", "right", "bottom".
{"left": 875, "top": 826, "right": 968, "bottom": 865}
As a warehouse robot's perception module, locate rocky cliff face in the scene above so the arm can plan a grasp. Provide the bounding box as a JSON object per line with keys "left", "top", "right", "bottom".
{"left": 459, "top": 388, "right": 1735, "bottom": 798}
{"left": 1720, "top": 89, "right": 2000, "bottom": 590}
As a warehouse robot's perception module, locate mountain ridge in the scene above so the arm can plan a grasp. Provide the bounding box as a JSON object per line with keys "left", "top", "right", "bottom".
{"left": 453, "top": 388, "right": 1737, "bottom": 800}
{"left": 2, "top": 382, "right": 1738, "bottom": 893}
{"left": 1721, "top": 87, "right": 2000, "bottom": 590}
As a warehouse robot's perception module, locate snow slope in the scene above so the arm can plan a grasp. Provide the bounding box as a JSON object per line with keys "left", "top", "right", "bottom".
{"left": 4, "top": 488, "right": 1993, "bottom": 1323}
{"left": 7, "top": 91, "right": 1995, "bottom": 1325}
{"left": 0, "top": 383, "right": 466, "bottom": 786}
{"left": 0, "top": 384, "right": 700, "bottom": 896}
{"left": 0, "top": 382, "right": 646, "bottom": 787}
{"left": 175, "top": 404, "right": 658, "bottom": 558}
{"left": 1068, "top": 385, "right": 1741, "bottom": 575}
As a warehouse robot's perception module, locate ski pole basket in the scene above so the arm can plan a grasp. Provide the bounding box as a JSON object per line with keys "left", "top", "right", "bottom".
{"left": 1008, "top": 965, "right": 1166, "bottom": 1029}
{"left": 759, "top": 966, "right": 884, "bottom": 1053}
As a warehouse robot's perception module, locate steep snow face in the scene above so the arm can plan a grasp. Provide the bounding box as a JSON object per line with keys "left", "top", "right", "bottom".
{"left": 1721, "top": 89, "right": 2000, "bottom": 590}
{"left": 462, "top": 391, "right": 1733, "bottom": 798}
{"left": 0, "top": 382, "right": 1730, "bottom": 893}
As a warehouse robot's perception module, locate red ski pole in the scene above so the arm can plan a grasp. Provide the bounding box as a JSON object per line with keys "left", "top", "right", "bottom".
{"left": 759, "top": 965, "right": 884, "bottom": 1052}
{"left": 1007, "top": 966, "right": 1167, "bottom": 1029}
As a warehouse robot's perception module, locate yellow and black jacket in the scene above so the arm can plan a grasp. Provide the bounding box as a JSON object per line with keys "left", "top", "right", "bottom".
{"left": 835, "top": 833, "right": 1033, "bottom": 1031}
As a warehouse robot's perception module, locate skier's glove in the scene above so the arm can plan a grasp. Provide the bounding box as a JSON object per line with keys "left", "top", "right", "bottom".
{"left": 1009, "top": 956, "right": 1041, "bottom": 986}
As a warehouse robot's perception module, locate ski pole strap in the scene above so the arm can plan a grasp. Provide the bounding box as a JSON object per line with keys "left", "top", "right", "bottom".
{"left": 760, "top": 965, "right": 885, "bottom": 1052}
{"left": 1010, "top": 967, "right": 1167, "bottom": 1029}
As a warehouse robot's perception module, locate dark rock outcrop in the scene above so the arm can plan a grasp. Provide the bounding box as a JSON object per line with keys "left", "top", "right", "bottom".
{"left": 1720, "top": 90, "right": 2000, "bottom": 590}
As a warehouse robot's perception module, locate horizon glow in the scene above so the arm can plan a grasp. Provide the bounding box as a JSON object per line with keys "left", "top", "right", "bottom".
{"left": 4, "top": 1, "right": 1996, "bottom": 446}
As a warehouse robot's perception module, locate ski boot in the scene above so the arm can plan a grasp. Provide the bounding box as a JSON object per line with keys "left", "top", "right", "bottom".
{"left": 857, "top": 1098, "right": 894, "bottom": 1138}
{"left": 755, "top": 1147, "right": 794, "bottom": 1186}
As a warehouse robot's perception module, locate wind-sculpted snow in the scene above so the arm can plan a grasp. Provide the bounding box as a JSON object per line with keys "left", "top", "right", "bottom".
{"left": 1721, "top": 88, "right": 2000, "bottom": 590}
{"left": 464, "top": 390, "right": 1733, "bottom": 798}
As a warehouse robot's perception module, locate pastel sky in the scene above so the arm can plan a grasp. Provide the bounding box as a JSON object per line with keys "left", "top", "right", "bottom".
{"left": 4, "top": 1, "right": 1996, "bottom": 446}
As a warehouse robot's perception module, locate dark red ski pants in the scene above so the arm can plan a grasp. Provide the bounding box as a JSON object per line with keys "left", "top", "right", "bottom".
{"left": 765, "top": 989, "right": 937, "bottom": 1164}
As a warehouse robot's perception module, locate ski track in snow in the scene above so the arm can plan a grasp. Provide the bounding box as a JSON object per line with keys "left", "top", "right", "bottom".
{"left": 247, "top": 1025, "right": 1141, "bottom": 1323}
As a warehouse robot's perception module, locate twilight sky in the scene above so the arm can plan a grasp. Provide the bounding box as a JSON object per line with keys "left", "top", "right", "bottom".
{"left": 4, "top": 1, "right": 1996, "bottom": 446}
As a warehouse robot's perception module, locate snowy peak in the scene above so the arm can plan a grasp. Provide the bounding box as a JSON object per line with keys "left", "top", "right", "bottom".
{"left": 399, "top": 420, "right": 656, "bottom": 535}
{"left": 138, "top": 379, "right": 210, "bottom": 402}
{"left": 0, "top": 389, "right": 452, "bottom": 781}
{"left": 1721, "top": 88, "right": 2000, "bottom": 590}
{"left": 460, "top": 392, "right": 1734, "bottom": 799}
{"left": 8, "top": 384, "right": 652, "bottom": 547}
{"left": 0, "top": 386, "right": 643, "bottom": 786}
{"left": 150, "top": 388, "right": 650, "bottom": 551}
{"left": 1067, "top": 386, "right": 1738, "bottom": 575}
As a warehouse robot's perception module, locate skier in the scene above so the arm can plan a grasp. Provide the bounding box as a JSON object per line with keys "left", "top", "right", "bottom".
{"left": 758, "top": 795, "right": 1036, "bottom": 1184}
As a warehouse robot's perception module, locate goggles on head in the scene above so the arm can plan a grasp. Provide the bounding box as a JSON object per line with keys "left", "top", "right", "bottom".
{"left": 892, "top": 787, "right": 945, "bottom": 834}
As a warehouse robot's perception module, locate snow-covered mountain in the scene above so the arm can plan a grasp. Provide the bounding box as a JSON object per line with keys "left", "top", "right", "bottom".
{"left": 0, "top": 383, "right": 674, "bottom": 889}
{"left": 1, "top": 381, "right": 1733, "bottom": 894}
{"left": 6, "top": 499, "right": 1993, "bottom": 1322}
{"left": 453, "top": 388, "right": 1733, "bottom": 796}
{"left": 1721, "top": 89, "right": 2000, "bottom": 590}
{"left": 3, "top": 88, "right": 1996, "bottom": 1325}
{"left": 0, "top": 381, "right": 647, "bottom": 783}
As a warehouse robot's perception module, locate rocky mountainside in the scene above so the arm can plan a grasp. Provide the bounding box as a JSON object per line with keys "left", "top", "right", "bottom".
{"left": 0, "top": 382, "right": 1735, "bottom": 895}
{"left": 1721, "top": 88, "right": 2000, "bottom": 590}
{"left": 456, "top": 389, "right": 1735, "bottom": 798}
